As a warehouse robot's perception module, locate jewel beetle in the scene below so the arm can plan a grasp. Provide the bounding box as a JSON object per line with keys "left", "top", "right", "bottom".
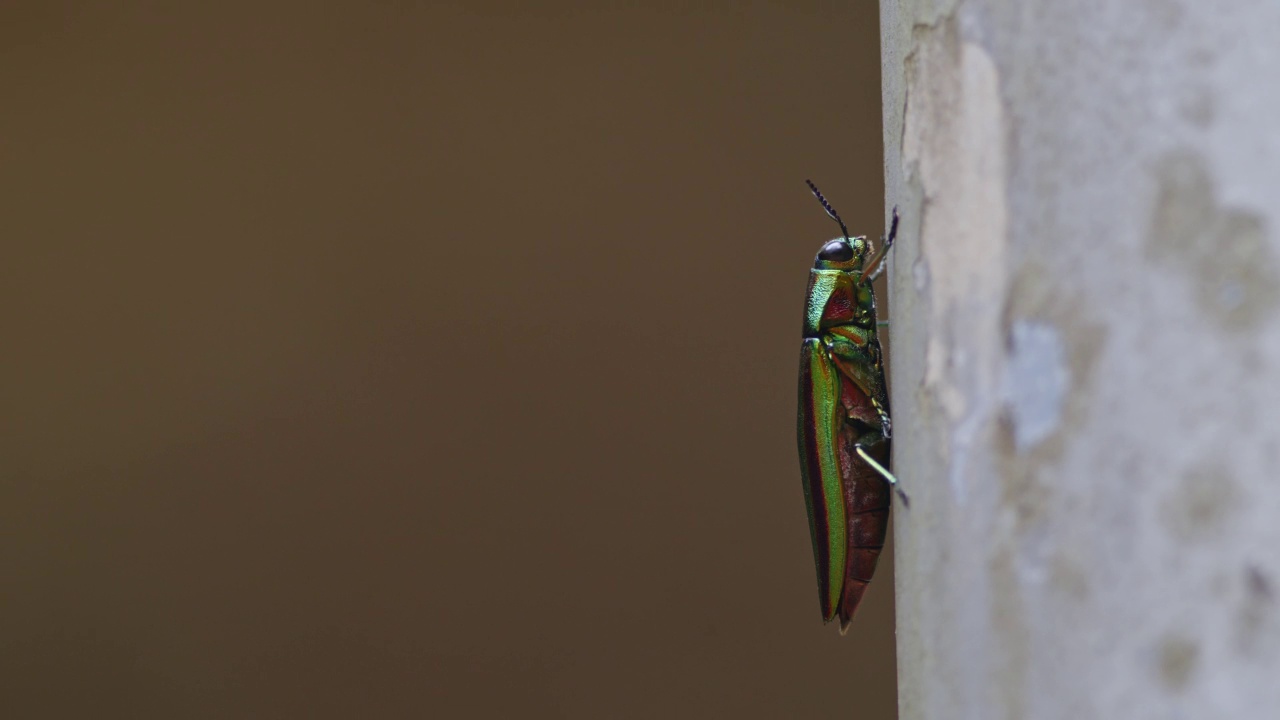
{"left": 796, "top": 181, "right": 903, "bottom": 632}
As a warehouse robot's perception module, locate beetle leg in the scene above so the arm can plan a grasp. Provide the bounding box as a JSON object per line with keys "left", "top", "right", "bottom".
{"left": 825, "top": 334, "right": 887, "bottom": 400}
{"left": 855, "top": 445, "right": 908, "bottom": 507}
{"left": 828, "top": 349, "right": 891, "bottom": 438}
{"left": 863, "top": 257, "right": 889, "bottom": 283}
{"left": 859, "top": 207, "right": 900, "bottom": 282}
{"left": 871, "top": 397, "right": 892, "bottom": 440}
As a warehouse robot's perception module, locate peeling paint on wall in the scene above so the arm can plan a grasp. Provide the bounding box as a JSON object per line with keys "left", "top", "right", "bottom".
{"left": 903, "top": 22, "right": 1009, "bottom": 505}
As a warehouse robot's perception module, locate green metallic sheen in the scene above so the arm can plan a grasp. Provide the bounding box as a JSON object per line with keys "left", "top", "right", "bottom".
{"left": 799, "top": 338, "right": 846, "bottom": 615}
{"left": 802, "top": 247, "right": 866, "bottom": 336}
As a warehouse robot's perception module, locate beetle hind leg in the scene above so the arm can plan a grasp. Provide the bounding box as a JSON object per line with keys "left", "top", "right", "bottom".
{"left": 855, "top": 445, "right": 909, "bottom": 508}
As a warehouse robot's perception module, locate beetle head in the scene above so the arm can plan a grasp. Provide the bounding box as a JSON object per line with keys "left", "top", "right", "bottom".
{"left": 813, "top": 235, "right": 868, "bottom": 271}
{"left": 805, "top": 179, "right": 867, "bottom": 271}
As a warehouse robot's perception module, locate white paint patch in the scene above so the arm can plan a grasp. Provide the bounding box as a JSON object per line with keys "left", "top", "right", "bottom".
{"left": 913, "top": 255, "right": 930, "bottom": 293}
{"left": 1002, "top": 321, "right": 1070, "bottom": 452}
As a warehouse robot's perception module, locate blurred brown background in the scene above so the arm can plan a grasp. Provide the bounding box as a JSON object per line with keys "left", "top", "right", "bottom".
{"left": 2, "top": 2, "right": 892, "bottom": 717}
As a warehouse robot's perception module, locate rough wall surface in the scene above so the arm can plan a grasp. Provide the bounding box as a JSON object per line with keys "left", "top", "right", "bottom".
{"left": 881, "top": 2, "right": 1280, "bottom": 718}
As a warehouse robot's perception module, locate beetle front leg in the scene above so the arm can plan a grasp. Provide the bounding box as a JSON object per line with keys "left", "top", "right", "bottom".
{"left": 859, "top": 207, "right": 899, "bottom": 283}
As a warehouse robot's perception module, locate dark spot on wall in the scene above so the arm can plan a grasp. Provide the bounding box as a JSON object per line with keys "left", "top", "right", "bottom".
{"left": 1236, "top": 565, "right": 1277, "bottom": 659}
{"left": 1148, "top": 0, "right": 1185, "bottom": 32}
{"left": 1147, "top": 152, "right": 1279, "bottom": 332}
{"left": 994, "top": 415, "right": 1052, "bottom": 533}
{"left": 989, "top": 545, "right": 1028, "bottom": 720}
{"left": 1157, "top": 634, "right": 1199, "bottom": 691}
{"left": 1158, "top": 463, "right": 1239, "bottom": 543}
{"left": 1247, "top": 566, "right": 1273, "bottom": 601}
{"left": 1049, "top": 552, "right": 1090, "bottom": 602}
{"left": 1178, "top": 87, "right": 1214, "bottom": 128}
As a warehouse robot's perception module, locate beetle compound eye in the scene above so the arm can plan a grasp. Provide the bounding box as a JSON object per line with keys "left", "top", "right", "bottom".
{"left": 818, "top": 240, "right": 854, "bottom": 262}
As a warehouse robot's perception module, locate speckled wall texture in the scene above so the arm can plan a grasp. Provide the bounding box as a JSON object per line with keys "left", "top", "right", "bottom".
{"left": 882, "top": 1, "right": 1280, "bottom": 718}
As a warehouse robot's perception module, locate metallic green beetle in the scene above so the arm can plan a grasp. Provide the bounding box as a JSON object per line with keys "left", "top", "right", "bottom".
{"left": 797, "top": 181, "right": 902, "bottom": 633}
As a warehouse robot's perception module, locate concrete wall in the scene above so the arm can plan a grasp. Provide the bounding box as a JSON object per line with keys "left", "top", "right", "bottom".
{"left": 881, "top": 2, "right": 1280, "bottom": 718}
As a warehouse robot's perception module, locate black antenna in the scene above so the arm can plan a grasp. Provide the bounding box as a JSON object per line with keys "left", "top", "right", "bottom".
{"left": 805, "top": 179, "right": 849, "bottom": 241}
